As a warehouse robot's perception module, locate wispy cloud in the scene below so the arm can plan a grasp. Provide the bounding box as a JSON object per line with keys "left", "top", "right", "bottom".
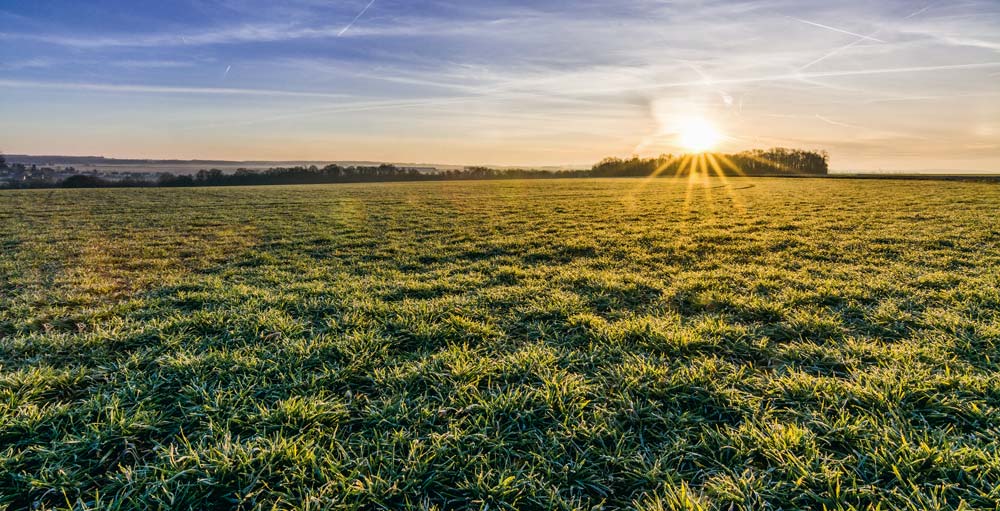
{"left": 112, "top": 59, "right": 198, "bottom": 69}
{"left": 531, "top": 62, "right": 1000, "bottom": 97}
{"left": 5, "top": 58, "right": 55, "bottom": 69}
{"left": 0, "top": 13, "right": 493, "bottom": 49}
{"left": 0, "top": 79, "right": 350, "bottom": 99}
{"left": 0, "top": 23, "right": 341, "bottom": 48}
{"left": 903, "top": 31, "right": 1000, "bottom": 52}
{"left": 862, "top": 91, "right": 1000, "bottom": 103}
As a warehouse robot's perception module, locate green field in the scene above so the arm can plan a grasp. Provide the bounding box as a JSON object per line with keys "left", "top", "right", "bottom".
{"left": 2, "top": 178, "right": 999, "bottom": 510}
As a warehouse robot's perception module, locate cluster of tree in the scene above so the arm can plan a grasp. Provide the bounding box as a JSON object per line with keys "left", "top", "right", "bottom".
{"left": 0, "top": 153, "right": 23, "bottom": 172}
{"left": 154, "top": 165, "right": 589, "bottom": 187}
{"left": 1, "top": 163, "right": 590, "bottom": 189}
{"left": 0, "top": 174, "right": 153, "bottom": 189}
{"left": 0, "top": 154, "right": 37, "bottom": 173}
{"left": 1, "top": 148, "right": 829, "bottom": 189}
{"left": 592, "top": 148, "right": 828, "bottom": 177}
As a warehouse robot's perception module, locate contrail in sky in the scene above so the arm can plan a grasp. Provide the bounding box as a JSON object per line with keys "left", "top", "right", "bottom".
{"left": 338, "top": 0, "right": 377, "bottom": 37}
{"left": 798, "top": 3, "right": 935, "bottom": 71}
{"left": 790, "top": 17, "right": 885, "bottom": 42}
{"left": 798, "top": 38, "right": 867, "bottom": 71}
{"left": 815, "top": 115, "right": 854, "bottom": 128}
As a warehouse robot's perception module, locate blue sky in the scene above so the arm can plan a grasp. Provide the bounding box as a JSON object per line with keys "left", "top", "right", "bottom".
{"left": 1, "top": 0, "right": 998, "bottom": 170}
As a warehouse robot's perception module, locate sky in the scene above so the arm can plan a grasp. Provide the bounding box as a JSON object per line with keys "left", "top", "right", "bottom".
{"left": 1, "top": 0, "right": 998, "bottom": 171}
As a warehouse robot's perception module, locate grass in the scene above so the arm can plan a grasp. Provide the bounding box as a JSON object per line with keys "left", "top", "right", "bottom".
{"left": 1, "top": 177, "right": 999, "bottom": 510}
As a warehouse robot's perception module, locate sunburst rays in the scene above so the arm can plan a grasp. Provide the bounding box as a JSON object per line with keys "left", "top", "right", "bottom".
{"left": 626, "top": 150, "right": 777, "bottom": 216}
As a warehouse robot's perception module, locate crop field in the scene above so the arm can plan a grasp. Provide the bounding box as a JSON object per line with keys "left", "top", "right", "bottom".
{"left": 1, "top": 178, "right": 999, "bottom": 510}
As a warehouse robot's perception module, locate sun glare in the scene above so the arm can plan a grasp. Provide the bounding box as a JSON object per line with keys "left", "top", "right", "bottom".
{"left": 678, "top": 118, "right": 721, "bottom": 153}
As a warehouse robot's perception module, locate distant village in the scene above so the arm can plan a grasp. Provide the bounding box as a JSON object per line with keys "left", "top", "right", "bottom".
{"left": 0, "top": 154, "right": 161, "bottom": 186}
{"left": 0, "top": 165, "right": 162, "bottom": 187}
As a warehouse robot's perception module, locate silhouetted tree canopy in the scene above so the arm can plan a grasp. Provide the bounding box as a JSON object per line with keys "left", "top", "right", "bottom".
{"left": 154, "top": 164, "right": 589, "bottom": 187}
{"left": 591, "top": 148, "right": 828, "bottom": 177}
{"left": 61, "top": 175, "right": 106, "bottom": 188}
{"left": 1, "top": 148, "right": 829, "bottom": 189}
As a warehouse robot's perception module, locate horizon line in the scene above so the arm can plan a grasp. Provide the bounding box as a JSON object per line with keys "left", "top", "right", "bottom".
{"left": 4, "top": 151, "right": 998, "bottom": 175}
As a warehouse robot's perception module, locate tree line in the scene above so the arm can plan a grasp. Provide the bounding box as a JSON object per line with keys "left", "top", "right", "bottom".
{"left": 592, "top": 148, "right": 828, "bottom": 177}
{"left": 0, "top": 148, "right": 828, "bottom": 189}
{"left": 154, "top": 165, "right": 590, "bottom": 187}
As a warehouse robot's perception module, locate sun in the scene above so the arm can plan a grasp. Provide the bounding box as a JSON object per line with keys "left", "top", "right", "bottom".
{"left": 678, "top": 118, "right": 721, "bottom": 153}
